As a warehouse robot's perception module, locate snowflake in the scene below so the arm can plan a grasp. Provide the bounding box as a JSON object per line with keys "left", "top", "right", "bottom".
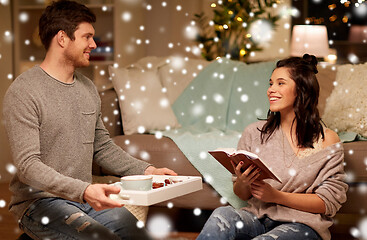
{"left": 206, "top": 115, "right": 214, "bottom": 124}
{"left": 136, "top": 220, "right": 145, "bottom": 228}
{"left": 0, "top": 199, "right": 6, "bottom": 208}
{"left": 213, "top": 93, "right": 224, "bottom": 104}
{"left": 167, "top": 202, "right": 174, "bottom": 208}
{"left": 41, "top": 216, "right": 49, "bottom": 225}
{"left": 236, "top": 221, "right": 244, "bottom": 229}
{"left": 288, "top": 168, "right": 297, "bottom": 176}
{"left": 137, "top": 126, "right": 145, "bottom": 133}
{"left": 6, "top": 163, "right": 16, "bottom": 174}
{"left": 146, "top": 214, "right": 172, "bottom": 239}
{"left": 121, "top": 12, "right": 132, "bottom": 22}
{"left": 193, "top": 208, "right": 201, "bottom": 216}
{"left": 199, "top": 151, "right": 207, "bottom": 159}
{"left": 154, "top": 131, "right": 163, "bottom": 139}
{"left": 139, "top": 151, "right": 150, "bottom": 161}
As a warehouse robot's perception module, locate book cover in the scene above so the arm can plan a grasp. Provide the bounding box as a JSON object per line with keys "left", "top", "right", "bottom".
{"left": 208, "top": 148, "right": 282, "bottom": 183}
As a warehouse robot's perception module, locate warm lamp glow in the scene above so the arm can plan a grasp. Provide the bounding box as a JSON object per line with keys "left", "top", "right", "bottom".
{"left": 290, "top": 25, "right": 329, "bottom": 58}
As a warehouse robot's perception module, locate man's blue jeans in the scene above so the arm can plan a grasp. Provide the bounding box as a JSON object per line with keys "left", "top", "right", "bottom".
{"left": 20, "top": 198, "right": 151, "bottom": 240}
{"left": 197, "top": 206, "right": 321, "bottom": 240}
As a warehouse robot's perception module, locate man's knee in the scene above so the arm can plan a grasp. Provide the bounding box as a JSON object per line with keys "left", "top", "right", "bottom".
{"left": 65, "top": 212, "right": 91, "bottom": 233}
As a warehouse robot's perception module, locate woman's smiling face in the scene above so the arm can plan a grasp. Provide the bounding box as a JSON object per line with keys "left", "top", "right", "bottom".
{"left": 267, "top": 67, "right": 297, "bottom": 115}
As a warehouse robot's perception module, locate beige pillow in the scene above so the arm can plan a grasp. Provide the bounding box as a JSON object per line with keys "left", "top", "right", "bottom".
{"left": 158, "top": 56, "right": 210, "bottom": 103}
{"left": 109, "top": 66, "right": 180, "bottom": 135}
{"left": 322, "top": 63, "right": 367, "bottom": 137}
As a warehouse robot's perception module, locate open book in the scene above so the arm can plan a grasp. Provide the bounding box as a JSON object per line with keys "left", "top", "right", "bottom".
{"left": 208, "top": 148, "right": 282, "bottom": 183}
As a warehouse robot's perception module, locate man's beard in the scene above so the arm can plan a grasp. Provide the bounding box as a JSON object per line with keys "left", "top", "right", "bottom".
{"left": 64, "top": 48, "right": 90, "bottom": 68}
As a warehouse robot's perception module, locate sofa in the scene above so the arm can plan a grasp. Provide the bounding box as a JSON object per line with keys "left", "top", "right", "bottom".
{"left": 93, "top": 56, "right": 367, "bottom": 238}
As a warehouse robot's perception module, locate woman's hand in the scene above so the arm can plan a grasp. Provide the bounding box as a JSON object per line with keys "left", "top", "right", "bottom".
{"left": 232, "top": 161, "right": 261, "bottom": 201}
{"left": 231, "top": 161, "right": 261, "bottom": 185}
{"left": 250, "top": 180, "right": 280, "bottom": 203}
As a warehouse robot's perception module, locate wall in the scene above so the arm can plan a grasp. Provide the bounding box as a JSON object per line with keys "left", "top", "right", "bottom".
{"left": 114, "top": 0, "right": 147, "bottom": 67}
{"left": 248, "top": 0, "right": 291, "bottom": 62}
{"left": 0, "top": 1, "right": 14, "bottom": 183}
{"left": 114, "top": 0, "right": 291, "bottom": 66}
{"left": 143, "top": 0, "right": 205, "bottom": 59}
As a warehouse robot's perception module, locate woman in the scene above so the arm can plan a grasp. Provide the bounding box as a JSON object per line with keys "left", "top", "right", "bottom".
{"left": 197, "top": 54, "right": 348, "bottom": 240}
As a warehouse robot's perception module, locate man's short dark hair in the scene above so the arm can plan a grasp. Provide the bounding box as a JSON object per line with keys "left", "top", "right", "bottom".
{"left": 39, "top": 0, "right": 96, "bottom": 50}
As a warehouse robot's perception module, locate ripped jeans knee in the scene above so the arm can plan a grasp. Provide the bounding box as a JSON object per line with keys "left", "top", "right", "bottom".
{"left": 211, "top": 206, "right": 257, "bottom": 232}
{"left": 197, "top": 206, "right": 260, "bottom": 240}
{"left": 197, "top": 206, "right": 321, "bottom": 240}
{"left": 252, "top": 222, "right": 321, "bottom": 240}
{"left": 65, "top": 212, "right": 91, "bottom": 233}
{"left": 20, "top": 198, "right": 140, "bottom": 240}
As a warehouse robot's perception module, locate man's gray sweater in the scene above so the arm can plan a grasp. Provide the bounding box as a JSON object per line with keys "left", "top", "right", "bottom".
{"left": 3, "top": 66, "right": 151, "bottom": 219}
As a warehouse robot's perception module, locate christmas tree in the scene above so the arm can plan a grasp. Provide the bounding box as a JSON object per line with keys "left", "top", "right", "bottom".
{"left": 194, "top": 0, "right": 281, "bottom": 62}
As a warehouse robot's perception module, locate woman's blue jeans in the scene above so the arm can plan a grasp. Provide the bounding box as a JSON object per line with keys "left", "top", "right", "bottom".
{"left": 20, "top": 197, "right": 151, "bottom": 240}
{"left": 197, "top": 206, "right": 321, "bottom": 240}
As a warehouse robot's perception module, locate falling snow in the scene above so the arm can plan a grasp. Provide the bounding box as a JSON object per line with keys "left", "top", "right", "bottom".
{"left": 41, "top": 216, "right": 50, "bottom": 225}
{"left": 146, "top": 214, "right": 172, "bottom": 238}
{"left": 136, "top": 220, "right": 145, "bottom": 229}
{"left": 0, "top": 200, "right": 6, "bottom": 208}
{"left": 193, "top": 208, "right": 202, "bottom": 216}
{"left": 236, "top": 220, "right": 244, "bottom": 229}
{"left": 1, "top": 0, "right": 367, "bottom": 239}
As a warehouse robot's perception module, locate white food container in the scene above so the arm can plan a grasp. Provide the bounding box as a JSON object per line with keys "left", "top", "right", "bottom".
{"left": 109, "top": 175, "right": 202, "bottom": 206}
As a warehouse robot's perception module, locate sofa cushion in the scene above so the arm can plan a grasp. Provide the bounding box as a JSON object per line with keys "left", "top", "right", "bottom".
{"left": 109, "top": 66, "right": 180, "bottom": 135}
{"left": 158, "top": 56, "right": 210, "bottom": 103}
{"left": 322, "top": 63, "right": 367, "bottom": 137}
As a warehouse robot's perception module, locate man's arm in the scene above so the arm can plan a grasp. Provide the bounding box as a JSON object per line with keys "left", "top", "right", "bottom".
{"left": 3, "top": 89, "right": 90, "bottom": 203}
{"left": 93, "top": 112, "right": 177, "bottom": 176}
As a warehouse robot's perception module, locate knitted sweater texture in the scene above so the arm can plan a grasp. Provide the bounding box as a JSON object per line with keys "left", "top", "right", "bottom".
{"left": 3, "top": 66, "right": 151, "bottom": 219}
{"left": 237, "top": 121, "right": 348, "bottom": 240}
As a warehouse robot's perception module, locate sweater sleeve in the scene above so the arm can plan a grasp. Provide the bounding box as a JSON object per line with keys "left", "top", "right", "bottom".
{"left": 3, "top": 86, "right": 90, "bottom": 203}
{"left": 313, "top": 145, "right": 348, "bottom": 217}
{"left": 92, "top": 112, "right": 152, "bottom": 176}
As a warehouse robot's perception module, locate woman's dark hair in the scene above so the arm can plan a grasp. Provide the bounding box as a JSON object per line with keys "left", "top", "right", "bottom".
{"left": 39, "top": 0, "right": 96, "bottom": 51}
{"left": 260, "top": 54, "right": 324, "bottom": 148}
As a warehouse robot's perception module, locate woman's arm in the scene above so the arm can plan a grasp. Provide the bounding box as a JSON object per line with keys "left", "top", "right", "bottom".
{"left": 251, "top": 180, "right": 326, "bottom": 214}
{"left": 276, "top": 191, "right": 326, "bottom": 214}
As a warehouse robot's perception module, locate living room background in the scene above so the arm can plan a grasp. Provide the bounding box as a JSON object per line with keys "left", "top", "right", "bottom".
{"left": 0, "top": 0, "right": 292, "bottom": 183}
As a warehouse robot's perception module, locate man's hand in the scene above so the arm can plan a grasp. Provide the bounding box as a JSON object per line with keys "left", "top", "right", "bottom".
{"left": 83, "top": 184, "right": 124, "bottom": 211}
{"left": 144, "top": 166, "right": 177, "bottom": 176}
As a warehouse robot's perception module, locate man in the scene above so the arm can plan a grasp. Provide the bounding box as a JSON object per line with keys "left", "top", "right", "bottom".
{"left": 3, "top": 1, "right": 176, "bottom": 239}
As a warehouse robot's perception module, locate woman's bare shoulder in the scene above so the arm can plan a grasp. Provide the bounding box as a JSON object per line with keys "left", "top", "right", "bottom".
{"left": 322, "top": 128, "right": 341, "bottom": 148}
